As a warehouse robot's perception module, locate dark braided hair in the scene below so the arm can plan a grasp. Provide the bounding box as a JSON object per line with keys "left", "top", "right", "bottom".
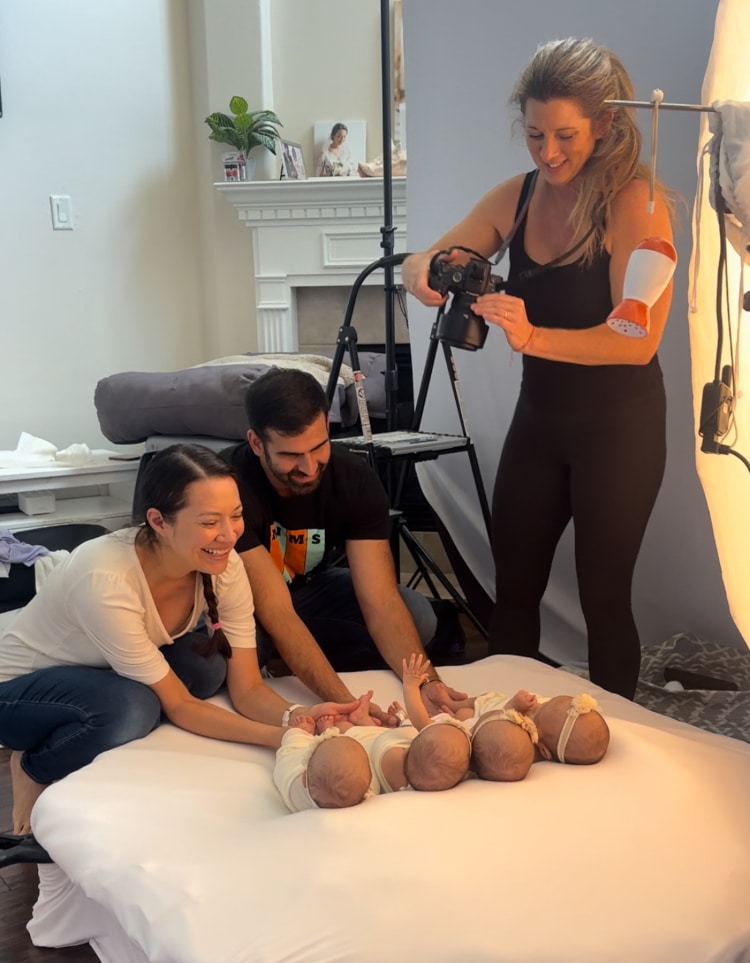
{"left": 196, "top": 572, "right": 229, "bottom": 659}
{"left": 133, "top": 444, "right": 238, "bottom": 660}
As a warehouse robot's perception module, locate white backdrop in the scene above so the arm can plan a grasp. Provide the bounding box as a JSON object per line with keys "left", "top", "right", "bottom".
{"left": 689, "top": 0, "right": 750, "bottom": 647}
{"left": 402, "top": 0, "right": 745, "bottom": 664}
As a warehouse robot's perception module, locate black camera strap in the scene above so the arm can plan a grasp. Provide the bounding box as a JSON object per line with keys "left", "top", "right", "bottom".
{"left": 494, "top": 169, "right": 595, "bottom": 283}
{"left": 492, "top": 170, "right": 538, "bottom": 266}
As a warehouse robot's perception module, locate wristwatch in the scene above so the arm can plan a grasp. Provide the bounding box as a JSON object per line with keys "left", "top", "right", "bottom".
{"left": 419, "top": 677, "right": 441, "bottom": 690}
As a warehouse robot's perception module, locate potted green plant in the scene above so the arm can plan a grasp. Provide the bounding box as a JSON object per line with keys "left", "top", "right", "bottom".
{"left": 205, "top": 95, "right": 283, "bottom": 180}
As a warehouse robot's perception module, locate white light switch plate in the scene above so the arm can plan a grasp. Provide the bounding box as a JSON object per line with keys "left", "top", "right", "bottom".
{"left": 50, "top": 194, "right": 74, "bottom": 230}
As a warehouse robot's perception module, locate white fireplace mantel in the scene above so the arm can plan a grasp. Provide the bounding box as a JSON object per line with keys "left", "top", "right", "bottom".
{"left": 216, "top": 177, "right": 407, "bottom": 352}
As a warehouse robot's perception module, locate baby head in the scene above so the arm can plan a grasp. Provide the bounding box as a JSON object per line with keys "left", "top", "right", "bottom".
{"left": 404, "top": 720, "right": 471, "bottom": 792}
{"left": 470, "top": 710, "right": 537, "bottom": 782}
{"left": 532, "top": 694, "right": 610, "bottom": 764}
{"left": 306, "top": 735, "right": 373, "bottom": 808}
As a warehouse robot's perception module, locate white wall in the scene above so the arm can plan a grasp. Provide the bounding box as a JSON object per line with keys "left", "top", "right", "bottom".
{"left": 0, "top": 1, "right": 387, "bottom": 454}
{"left": 403, "top": 0, "right": 745, "bottom": 659}
{"left": 270, "top": 0, "right": 386, "bottom": 170}
{"left": 0, "top": 1, "right": 205, "bottom": 451}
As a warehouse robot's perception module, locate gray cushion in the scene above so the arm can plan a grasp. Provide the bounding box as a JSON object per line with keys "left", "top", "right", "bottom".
{"left": 94, "top": 357, "right": 388, "bottom": 445}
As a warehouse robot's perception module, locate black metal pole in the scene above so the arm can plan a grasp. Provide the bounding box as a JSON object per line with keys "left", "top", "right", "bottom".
{"left": 379, "top": 0, "right": 399, "bottom": 431}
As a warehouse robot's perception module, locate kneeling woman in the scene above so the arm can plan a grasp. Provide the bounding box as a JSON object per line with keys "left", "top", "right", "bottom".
{"left": 0, "top": 444, "right": 354, "bottom": 841}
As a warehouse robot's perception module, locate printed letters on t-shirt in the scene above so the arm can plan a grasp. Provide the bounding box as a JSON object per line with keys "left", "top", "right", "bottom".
{"left": 269, "top": 523, "right": 325, "bottom": 583}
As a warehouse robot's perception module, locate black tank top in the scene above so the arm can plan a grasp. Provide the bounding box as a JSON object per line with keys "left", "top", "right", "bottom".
{"left": 505, "top": 171, "right": 662, "bottom": 409}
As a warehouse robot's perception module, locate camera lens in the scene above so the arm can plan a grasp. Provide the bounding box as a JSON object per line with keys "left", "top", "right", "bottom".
{"left": 436, "top": 296, "right": 489, "bottom": 351}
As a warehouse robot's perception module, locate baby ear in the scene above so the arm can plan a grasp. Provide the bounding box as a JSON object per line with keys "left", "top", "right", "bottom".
{"left": 536, "top": 742, "right": 554, "bottom": 762}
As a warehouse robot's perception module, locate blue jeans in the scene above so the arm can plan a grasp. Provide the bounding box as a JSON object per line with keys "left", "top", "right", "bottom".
{"left": 0, "top": 632, "right": 226, "bottom": 786}
{"left": 255, "top": 566, "right": 438, "bottom": 673}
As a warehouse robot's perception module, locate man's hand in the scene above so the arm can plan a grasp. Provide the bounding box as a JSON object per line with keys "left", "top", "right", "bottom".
{"left": 420, "top": 680, "right": 470, "bottom": 717}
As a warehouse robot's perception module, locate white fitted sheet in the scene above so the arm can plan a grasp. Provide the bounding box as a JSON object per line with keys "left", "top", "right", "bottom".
{"left": 27, "top": 656, "right": 750, "bottom": 963}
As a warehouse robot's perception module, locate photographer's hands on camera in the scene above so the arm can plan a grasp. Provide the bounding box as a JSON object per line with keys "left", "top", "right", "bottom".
{"left": 402, "top": 247, "right": 535, "bottom": 353}
{"left": 473, "top": 287, "right": 535, "bottom": 353}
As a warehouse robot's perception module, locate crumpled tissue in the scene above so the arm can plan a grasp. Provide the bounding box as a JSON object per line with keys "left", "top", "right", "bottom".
{"left": 0, "top": 432, "right": 98, "bottom": 470}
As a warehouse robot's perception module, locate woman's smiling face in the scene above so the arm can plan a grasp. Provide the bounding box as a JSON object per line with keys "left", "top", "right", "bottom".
{"left": 160, "top": 477, "right": 245, "bottom": 574}
{"left": 523, "top": 98, "right": 600, "bottom": 186}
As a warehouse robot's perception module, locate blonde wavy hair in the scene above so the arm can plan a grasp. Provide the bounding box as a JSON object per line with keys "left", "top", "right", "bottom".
{"left": 510, "top": 38, "right": 675, "bottom": 262}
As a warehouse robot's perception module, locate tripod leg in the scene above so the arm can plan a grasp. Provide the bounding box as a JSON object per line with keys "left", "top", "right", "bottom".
{"left": 398, "top": 521, "right": 488, "bottom": 639}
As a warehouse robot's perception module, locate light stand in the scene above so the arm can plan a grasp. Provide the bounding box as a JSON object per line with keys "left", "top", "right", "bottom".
{"left": 324, "top": 0, "right": 492, "bottom": 637}
{"left": 378, "top": 0, "right": 399, "bottom": 431}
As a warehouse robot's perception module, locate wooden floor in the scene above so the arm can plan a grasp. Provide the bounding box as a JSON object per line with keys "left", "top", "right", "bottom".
{"left": 0, "top": 613, "right": 486, "bottom": 962}
{"left": 0, "top": 749, "right": 98, "bottom": 962}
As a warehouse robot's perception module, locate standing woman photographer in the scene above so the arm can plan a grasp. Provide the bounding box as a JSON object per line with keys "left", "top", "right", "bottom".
{"left": 403, "top": 38, "right": 675, "bottom": 699}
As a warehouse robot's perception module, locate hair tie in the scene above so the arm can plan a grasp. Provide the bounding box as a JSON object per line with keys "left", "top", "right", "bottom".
{"left": 210, "top": 621, "right": 222, "bottom": 631}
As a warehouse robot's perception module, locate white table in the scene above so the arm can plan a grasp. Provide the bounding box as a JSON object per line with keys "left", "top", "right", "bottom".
{"left": 0, "top": 452, "right": 141, "bottom": 533}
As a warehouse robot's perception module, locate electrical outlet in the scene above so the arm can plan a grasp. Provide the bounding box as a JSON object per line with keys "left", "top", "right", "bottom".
{"left": 50, "top": 195, "right": 74, "bottom": 230}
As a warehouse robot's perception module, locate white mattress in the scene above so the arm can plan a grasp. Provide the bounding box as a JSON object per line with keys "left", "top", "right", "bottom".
{"left": 27, "top": 656, "right": 750, "bottom": 963}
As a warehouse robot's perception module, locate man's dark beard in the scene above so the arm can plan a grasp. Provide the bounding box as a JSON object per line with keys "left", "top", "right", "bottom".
{"left": 266, "top": 455, "right": 327, "bottom": 495}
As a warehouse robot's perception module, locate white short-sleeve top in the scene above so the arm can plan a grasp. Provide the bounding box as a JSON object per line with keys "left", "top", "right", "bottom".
{"left": 0, "top": 528, "right": 255, "bottom": 684}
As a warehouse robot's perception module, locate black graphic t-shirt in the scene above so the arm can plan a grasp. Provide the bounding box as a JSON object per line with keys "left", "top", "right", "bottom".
{"left": 220, "top": 442, "right": 390, "bottom": 586}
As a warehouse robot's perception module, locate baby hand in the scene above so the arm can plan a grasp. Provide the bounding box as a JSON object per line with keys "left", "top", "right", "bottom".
{"left": 402, "top": 653, "right": 431, "bottom": 687}
{"left": 509, "top": 690, "right": 538, "bottom": 713}
{"left": 387, "top": 700, "right": 407, "bottom": 725}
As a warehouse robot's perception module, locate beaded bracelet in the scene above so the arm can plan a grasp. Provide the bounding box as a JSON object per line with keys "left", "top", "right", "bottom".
{"left": 516, "top": 327, "right": 536, "bottom": 353}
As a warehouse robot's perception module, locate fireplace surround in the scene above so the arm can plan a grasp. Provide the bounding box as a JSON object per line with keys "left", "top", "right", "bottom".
{"left": 216, "top": 176, "right": 407, "bottom": 352}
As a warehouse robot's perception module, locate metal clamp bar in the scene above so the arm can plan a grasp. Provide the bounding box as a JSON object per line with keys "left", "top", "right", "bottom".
{"left": 606, "top": 99, "right": 717, "bottom": 113}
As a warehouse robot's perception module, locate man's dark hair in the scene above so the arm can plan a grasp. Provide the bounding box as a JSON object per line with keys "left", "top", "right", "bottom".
{"left": 245, "top": 368, "right": 329, "bottom": 440}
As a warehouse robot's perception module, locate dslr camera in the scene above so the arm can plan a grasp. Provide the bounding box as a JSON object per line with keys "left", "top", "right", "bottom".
{"left": 427, "top": 252, "right": 505, "bottom": 351}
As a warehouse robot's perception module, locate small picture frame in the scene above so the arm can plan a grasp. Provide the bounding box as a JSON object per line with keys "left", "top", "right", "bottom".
{"left": 280, "top": 141, "right": 307, "bottom": 180}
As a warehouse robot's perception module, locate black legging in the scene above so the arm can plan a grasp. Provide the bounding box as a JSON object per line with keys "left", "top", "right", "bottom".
{"left": 488, "top": 383, "right": 666, "bottom": 699}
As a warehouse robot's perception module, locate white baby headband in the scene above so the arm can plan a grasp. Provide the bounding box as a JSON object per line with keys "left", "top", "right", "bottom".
{"left": 556, "top": 694, "right": 599, "bottom": 763}
{"left": 429, "top": 716, "right": 473, "bottom": 746}
{"left": 471, "top": 708, "right": 539, "bottom": 744}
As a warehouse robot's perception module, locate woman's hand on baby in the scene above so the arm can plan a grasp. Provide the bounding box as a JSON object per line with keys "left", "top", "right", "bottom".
{"left": 306, "top": 699, "right": 361, "bottom": 724}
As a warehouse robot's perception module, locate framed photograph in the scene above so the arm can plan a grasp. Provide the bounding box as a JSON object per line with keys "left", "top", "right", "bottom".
{"left": 313, "top": 120, "right": 366, "bottom": 177}
{"left": 280, "top": 141, "right": 307, "bottom": 180}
